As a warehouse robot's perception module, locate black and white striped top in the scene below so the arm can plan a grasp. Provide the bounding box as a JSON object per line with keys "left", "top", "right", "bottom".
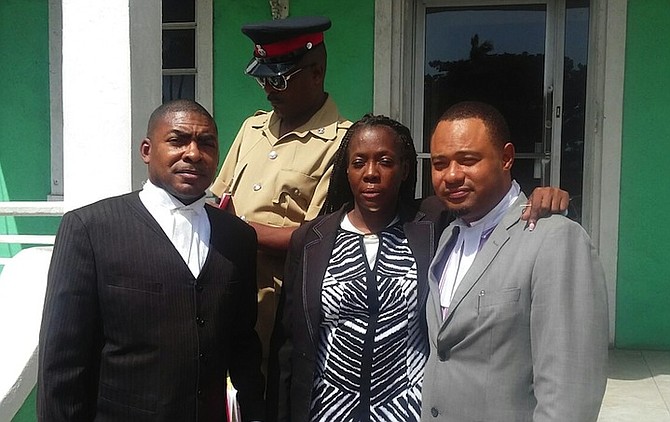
{"left": 309, "top": 223, "right": 428, "bottom": 422}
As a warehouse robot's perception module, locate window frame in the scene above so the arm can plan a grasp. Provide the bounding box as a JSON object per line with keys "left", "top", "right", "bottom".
{"left": 161, "top": 0, "right": 213, "bottom": 111}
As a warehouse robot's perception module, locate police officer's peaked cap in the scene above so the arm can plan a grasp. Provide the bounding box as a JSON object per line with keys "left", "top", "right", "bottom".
{"left": 242, "top": 16, "right": 331, "bottom": 77}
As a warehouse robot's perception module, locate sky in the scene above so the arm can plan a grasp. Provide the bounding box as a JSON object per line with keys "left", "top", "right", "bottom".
{"left": 424, "top": 5, "right": 589, "bottom": 75}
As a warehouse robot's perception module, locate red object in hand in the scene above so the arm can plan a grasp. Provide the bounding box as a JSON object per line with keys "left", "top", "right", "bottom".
{"left": 219, "top": 193, "right": 232, "bottom": 210}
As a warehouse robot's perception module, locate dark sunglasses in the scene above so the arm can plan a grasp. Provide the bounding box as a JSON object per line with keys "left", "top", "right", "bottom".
{"left": 254, "top": 64, "right": 314, "bottom": 91}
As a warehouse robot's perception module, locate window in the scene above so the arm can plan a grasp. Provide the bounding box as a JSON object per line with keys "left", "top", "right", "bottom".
{"left": 162, "top": 0, "right": 196, "bottom": 102}
{"left": 419, "top": 2, "right": 590, "bottom": 222}
{"left": 161, "top": 0, "right": 212, "bottom": 109}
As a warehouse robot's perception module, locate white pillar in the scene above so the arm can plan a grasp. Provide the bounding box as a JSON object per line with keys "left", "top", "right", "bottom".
{"left": 61, "top": 0, "right": 132, "bottom": 210}
{"left": 61, "top": 0, "right": 161, "bottom": 211}
{"left": 130, "top": 0, "right": 162, "bottom": 191}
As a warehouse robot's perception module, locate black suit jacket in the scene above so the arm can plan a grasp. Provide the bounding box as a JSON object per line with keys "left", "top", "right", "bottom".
{"left": 418, "top": 195, "right": 453, "bottom": 234}
{"left": 38, "top": 192, "right": 264, "bottom": 421}
{"left": 266, "top": 203, "right": 437, "bottom": 422}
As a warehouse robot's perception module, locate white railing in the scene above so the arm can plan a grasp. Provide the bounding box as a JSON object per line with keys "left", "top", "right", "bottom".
{"left": 0, "top": 202, "right": 64, "bottom": 216}
{"left": 0, "top": 202, "right": 63, "bottom": 419}
{"left": 0, "top": 201, "right": 64, "bottom": 266}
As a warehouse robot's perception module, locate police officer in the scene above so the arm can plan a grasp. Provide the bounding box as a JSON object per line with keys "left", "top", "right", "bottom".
{"left": 210, "top": 16, "right": 351, "bottom": 369}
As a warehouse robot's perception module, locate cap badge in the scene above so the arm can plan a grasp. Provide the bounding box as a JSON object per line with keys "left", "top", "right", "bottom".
{"left": 256, "top": 45, "right": 266, "bottom": 57}
{"left": 306, "top": 42, "right": 313, "bottom": 50}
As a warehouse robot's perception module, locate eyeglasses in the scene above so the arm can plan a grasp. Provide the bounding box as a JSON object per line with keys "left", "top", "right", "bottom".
{"left": 254, "top": 65, "right": 308, "bottom": 91}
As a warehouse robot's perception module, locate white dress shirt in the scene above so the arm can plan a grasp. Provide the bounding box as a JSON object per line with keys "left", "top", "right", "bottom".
{"left": 139, "top": 180, "right": 210, "bottom": 277}
{"left": 438, "top": 181, "right": 521, "bottom": 318}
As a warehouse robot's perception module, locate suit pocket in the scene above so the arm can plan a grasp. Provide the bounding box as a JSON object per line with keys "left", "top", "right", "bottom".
{"left": 477, "top": 287, "right": 524, "bottom": 331}
{"left": 220, "top": 277, "right": 244, "bottom": 295}
{"left": 101, "top": 276, "right": 162, "bottom": 349}
{"left": 273, "top": 169, "right": 319, "bottom": 224}
{"left": 478, "top": 287, "right": 521, "bottom": 308}
{"left": 107, "top": 276, "right": 163, "bottom": 294}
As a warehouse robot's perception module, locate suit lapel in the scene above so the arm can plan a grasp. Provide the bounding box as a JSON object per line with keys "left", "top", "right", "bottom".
{"left": 403, "top": 215, "right": 434, "bottom": 314}
{"left": 125, "top": 192, "right": 172, "bottom": 240}
{"left": 428, "top": 224, "right": 459, "bottom": 323}
{"left": 202, "top": 204, "right": 226, "bottom": 275}
{"left": 303, "top": 212, "right": 341, "bottom": 347}
{"left": 127, "top": 190, "right": 202, "bottom": 277}
{"left": 445, "top": 224, "right": 510, "bottom": 318}
{"left": 444, "top": 194, "right": 528, "bottom": 324}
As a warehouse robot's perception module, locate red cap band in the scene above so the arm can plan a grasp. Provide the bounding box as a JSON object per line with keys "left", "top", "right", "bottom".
{"left": 254, "top": 32, "right": 324, "bottom": 58}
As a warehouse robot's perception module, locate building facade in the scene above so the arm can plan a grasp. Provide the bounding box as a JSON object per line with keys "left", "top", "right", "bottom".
{"left": 1, "top": 0, "right": 669, "bottom": 419}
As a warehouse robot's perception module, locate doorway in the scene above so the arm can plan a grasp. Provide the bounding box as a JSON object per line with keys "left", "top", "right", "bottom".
{"left": 415, "top": 0, "right": 589, "bottom": 221}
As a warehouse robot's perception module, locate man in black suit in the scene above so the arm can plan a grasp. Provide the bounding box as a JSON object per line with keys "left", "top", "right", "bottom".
{"left": 38, "top": 100, "right": 265, "bottom": 421}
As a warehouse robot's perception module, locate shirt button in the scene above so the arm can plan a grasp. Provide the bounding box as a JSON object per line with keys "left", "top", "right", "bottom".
{"left": 195, "top": 284, "right": 203, "bottom": 292}
{"left": 196, "top": 317, "right": 205, "bottom": 326}
{"left": 431, "top": 407, "right": 439, "bottom": 417}
{"left": 253, "top": 183, "right": 262, "bottom": 191}
{"left": 268, "top": 150, "right": 278, "bottom": 160}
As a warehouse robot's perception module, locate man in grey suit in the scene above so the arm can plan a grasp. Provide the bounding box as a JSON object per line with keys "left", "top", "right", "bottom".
{"left": 421, "top": 101, "right": 608, "bottom": 421}
{"left": 38, "top": 100, "right": 265, "bottom": 421}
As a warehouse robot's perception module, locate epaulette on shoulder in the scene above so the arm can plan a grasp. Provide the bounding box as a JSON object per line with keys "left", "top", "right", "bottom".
{"left": 248, "top": 110, "right": 270, "bottom": 127}
{"left": 338, "top": 119, "right": 353, "bottom": 130}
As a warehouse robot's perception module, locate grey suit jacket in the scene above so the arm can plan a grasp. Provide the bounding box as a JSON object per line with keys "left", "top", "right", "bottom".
{"left": 421, "top": 193, "right": 608, "bottom": 422}
{"left": 38, "top": 192, "right": 265, "bottom": 422}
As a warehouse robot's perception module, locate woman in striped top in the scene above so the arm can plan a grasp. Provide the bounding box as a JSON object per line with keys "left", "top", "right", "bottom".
{"left": 267, "top": 115, "right": 437, "bottom": 422}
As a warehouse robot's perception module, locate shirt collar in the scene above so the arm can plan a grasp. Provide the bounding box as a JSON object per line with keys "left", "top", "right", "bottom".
{"left": 456, "top": 180, "right": 521, "bottom": 234}
{"left": 266, "top": 95, "right": 342, "bottom": 141}
{"left": 141, "top": 180, "right": 207, "bottom": 213}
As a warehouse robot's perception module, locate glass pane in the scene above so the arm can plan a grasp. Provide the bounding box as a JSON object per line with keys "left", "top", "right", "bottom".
{"left": 423, "top": 5, "right": 546, "bottom": 196}
{"left": 561, "top": 0, "right": 590, "bottom": 222}
{"left": 162, "top": 75, "right": 196, "bottom": 102}
{"left": 162, "top": 0, "right": 195, "bottom": 23}
{"left": 163, "top": 29, "right": 195, "bottom": 69}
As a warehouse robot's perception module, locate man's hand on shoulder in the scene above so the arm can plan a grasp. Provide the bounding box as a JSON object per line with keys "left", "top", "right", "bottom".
{"left": 522, "top": 187, "right": 570, "bottom": 231}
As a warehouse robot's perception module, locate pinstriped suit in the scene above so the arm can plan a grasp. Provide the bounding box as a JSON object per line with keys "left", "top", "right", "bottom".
{"left": 421, "top": 193, "right": 608, "bottom": 422}
{"left": 38, "top": 192, "right": 264, "bottom": 421}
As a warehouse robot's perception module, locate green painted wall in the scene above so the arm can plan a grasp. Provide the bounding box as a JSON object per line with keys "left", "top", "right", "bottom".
{"left": 11, "top": 387, "right": 36, "bottom": 422}
{"left": 212, "top": 0, "right": 375, "bottom": 156}
{"left": 0, "top": 0, "right": 60, "bottom": 265}
{"left": 616, "top": 0, "right": 670, "bottom": 349}
{"left": 2, "top": 0, "right": 52, "bottom": 418}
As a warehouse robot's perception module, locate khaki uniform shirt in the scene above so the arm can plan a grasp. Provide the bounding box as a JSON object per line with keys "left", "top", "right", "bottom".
{"left": 211, "top": 96, "right": 351, "bottom": 227}
{"left": 210, "top": 96, "right": 351, "bottom": 364}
